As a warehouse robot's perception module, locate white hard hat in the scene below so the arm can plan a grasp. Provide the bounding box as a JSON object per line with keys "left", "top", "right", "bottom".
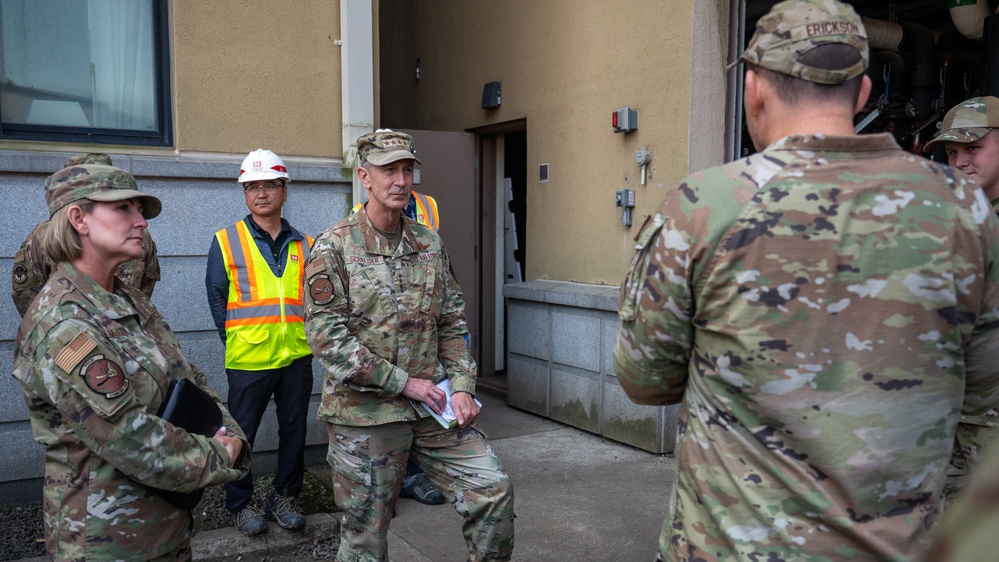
{"left": 238, "top": 149, "right": 290, "bottom": 184}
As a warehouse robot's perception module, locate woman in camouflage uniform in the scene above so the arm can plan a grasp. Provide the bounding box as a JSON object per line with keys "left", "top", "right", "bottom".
{"left": 12, "top": 164, "right": 250, "bottom": 561}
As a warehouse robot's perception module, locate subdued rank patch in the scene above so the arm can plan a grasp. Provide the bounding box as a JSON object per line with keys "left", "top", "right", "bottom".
{"left": 309, "top": 274, "right": 335, "bottom": 305}
{"left": 80, "top": 354, "right": 129, "bottom": 398}
{"left": 12, "top": 264, "right": 27, "bottom": 284}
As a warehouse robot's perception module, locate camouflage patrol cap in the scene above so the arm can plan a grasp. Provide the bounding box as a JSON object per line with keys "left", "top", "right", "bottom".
{"left": 356, "top": 129, "right": 422, "bottom": 166}
{"left": 923, "top": 96, "right": 999, "bottom": 152}
{"left": 737, "top": 0, "right": 868, "bottom": 85}
{"left": 65, "top": 153, "right": 112, "bottom": 167}
{"left": 44, "top": 164, "right": 162, "bottom": 219}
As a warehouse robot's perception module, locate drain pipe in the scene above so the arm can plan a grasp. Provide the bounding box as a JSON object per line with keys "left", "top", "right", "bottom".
{"left": 951, "top": 0, "right": 994, "bottom": 40}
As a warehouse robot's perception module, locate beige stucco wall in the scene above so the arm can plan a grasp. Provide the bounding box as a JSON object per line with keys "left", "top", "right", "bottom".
{"left": 173, "top": 1, "right": 343, "bottom": 158}
{"left": 379, "top": 0, "right": 729, "bottom": 285}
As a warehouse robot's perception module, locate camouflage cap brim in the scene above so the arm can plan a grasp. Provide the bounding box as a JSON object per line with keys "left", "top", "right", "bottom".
{"left": 86, "top": 189, "right": 162, "bottom": 220}
{"left": 923, "top": 127, "right": 990, "bottom": 153}
{"left": 365, "top": 150, "right": 422, "bottom": 166}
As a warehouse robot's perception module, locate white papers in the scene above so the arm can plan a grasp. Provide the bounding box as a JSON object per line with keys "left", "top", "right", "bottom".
{"left": 413, "top": 378, "right": 482, "bottom": 429}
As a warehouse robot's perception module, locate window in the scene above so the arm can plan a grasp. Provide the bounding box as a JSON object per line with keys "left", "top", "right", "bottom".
{"left": 0, "top": 0, "right": 171, "bottom": 146}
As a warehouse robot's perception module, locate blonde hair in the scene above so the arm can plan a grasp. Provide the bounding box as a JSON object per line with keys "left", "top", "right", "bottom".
{"left": 41, "top": 200, "right": 96, "bottom": 264}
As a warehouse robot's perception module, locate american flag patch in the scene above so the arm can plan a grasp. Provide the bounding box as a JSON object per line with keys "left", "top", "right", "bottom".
{"left": 55, "top": 333, "right": 98, "bottom": 372}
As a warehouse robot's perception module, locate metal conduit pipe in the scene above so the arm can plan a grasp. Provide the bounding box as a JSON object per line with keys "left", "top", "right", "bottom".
{"left": 950, "top": 0, "right": 996, "bottom": 41}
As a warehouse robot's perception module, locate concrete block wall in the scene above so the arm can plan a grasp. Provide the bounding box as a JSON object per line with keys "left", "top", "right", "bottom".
{"left": 504, "top": 280, "right": 680, "bottom": 454}
{"left": 0, "top": 150, "right": 352, "bottom": 505}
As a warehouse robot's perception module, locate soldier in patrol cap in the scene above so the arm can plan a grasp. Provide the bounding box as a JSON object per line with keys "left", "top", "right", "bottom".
{"left": 925, "top": 96, "right": 999, "bottom": 505}
{"left": 12, "top": 164, "right": 249, "bottom": 561}
{"left": 614, "top": 0, "right": 999, "bottom": 560}
{"left": 11, "top": 153, "right": 160, "bottom": 317}
{"left": 925, "top": 96, "right": 999, "bottom": 212}
{"left": 349, "top": 129, "right": 445, "bottom": 507}
{"left": 304, "top": 129, "right": 515, "bottom": 561}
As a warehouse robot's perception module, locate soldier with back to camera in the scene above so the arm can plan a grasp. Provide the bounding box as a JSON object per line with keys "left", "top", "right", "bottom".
{"left": 614, "top": 1, "right": 999, "bottom": 560}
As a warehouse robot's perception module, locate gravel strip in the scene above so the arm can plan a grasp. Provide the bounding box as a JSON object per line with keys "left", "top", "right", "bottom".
{"left": 0, "top": 473, "right": 339, "bottom": 561}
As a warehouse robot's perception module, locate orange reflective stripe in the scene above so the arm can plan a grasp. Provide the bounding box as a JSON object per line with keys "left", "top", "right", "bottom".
{"left": 234, "top": 222, "right": 259, "bottom": 302}
{"left": 412, "top": 192, "right": 440, "bottom": 231}
{"left": 293, "top": 238, "right": 310, "bottom": 291}
{"left": 218, "top": 228, "right": 243, "bottom": 301}
{"left": 225, "top": 315, "right": 291, "bottom": 327}
{"left": 226, "top": 297, "right": 292, "bottom": 309}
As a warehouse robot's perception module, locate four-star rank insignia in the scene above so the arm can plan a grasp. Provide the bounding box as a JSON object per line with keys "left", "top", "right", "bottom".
{"left": 309, "top": 274, "right": 335, "bottom": 306}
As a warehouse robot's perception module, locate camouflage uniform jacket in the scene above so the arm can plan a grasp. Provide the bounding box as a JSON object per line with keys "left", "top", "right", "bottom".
{"left": 12, "top": 262, "right": 249, "bottom": 561}
{"left": 304, "top": 206, "right": 476, "bottom": 426}
{"left": 614, "top": 133, "right": 999, "bottom": 561}
{"left": 12, "top": 221, "right": 160, "bottom": 316}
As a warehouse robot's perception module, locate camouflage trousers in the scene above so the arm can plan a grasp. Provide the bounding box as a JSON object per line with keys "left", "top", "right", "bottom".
{"left": 945, "top": 414, "right": 999, "bottom": 510}
{"left": 327, "top": 418, "right": 515, "bottom": 562}
{"left": 148, "top": 543, "right": 192, "bottom": 561}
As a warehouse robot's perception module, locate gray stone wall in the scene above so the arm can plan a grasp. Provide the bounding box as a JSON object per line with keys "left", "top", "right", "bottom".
{"left": 504, "top": 280, "right": 680, "bottom": 454}
{"left": 0, "top": 150, "right": 352, "bottom": 505}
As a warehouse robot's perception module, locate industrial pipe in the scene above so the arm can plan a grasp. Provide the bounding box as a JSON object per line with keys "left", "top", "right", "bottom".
{"left": 950, "top": 0, "right": 995, "bottom": 41}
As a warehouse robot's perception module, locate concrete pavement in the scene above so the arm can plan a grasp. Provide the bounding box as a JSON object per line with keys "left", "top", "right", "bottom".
{"left": 16, "top": 390, "right": 676, "bottom": 562}
{"left": 383, "top": 392, "right": 676, "bottom": 561}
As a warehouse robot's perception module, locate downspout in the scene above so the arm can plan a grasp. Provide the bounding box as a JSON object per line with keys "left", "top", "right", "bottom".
{"left": 340, "top": 0, "right": 375, "bottom": 206}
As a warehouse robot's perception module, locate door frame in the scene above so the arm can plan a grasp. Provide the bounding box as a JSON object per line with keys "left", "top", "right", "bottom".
{"left": 469, "top": 118, "right": 527, "bottom": 378}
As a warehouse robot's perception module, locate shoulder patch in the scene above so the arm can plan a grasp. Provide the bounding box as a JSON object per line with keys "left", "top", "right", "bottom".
{"left": 55, "top": 333, "right": 97, "bottom": 372}
{"left": 12, "top": 264, "right": 28, "bottom": 285}
{"left": 56, "top": 333, "right": 129, "bottom": 399}
{"left": 309, "top": 274, "right": 335, "bottom": 305}
{"left": 79, "top": 354, "right": 129, "bottom": 398}
{"left": 305, "top": 259, "right": 325, "bottom": 279}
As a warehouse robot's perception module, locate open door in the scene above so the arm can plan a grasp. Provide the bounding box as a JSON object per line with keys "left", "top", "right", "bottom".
{"left": 400, "top": 129, "right": 481, "bottom": 367}
{"left": 399, "top": 127, "right": 526, "bottom": 383}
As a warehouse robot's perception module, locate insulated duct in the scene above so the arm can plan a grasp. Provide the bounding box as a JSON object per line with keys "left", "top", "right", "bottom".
{"left": 950, "top": 0, "right": 996, "bottom": 40}
{"left": 863, "top": 17, "right": 903, "bottom": 51}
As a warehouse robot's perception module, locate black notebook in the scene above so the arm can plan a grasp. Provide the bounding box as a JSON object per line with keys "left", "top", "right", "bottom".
{"left": 154, "top": 377, "right": 224, "bottom": 509}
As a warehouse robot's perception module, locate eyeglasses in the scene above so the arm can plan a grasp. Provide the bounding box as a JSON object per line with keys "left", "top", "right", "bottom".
{"left": 243, "top": 182, "right": 284, "bottom": 194}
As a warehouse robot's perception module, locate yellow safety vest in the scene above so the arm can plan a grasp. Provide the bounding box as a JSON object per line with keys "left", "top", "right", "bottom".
{"left": 215, "top": 221, "right": 313, "bottom": 370}
{"left": 351, "top": 191, "right": 440, "bottom": 231}
{"left": 411, "top": 192, "right": 440, "bottom": 231}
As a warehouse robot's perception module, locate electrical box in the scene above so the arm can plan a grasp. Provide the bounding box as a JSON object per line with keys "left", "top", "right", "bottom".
{"left": 612, "top": 107, "right": 639, "bottom": 133}
{"left": 616, "top": 189, "right": 636, "bottom": 227}
{"left": 616, "top": 189, "right": 635, "bottom": 208}
{"left": 482, "top": 81, "right": 502, "bottom": 109}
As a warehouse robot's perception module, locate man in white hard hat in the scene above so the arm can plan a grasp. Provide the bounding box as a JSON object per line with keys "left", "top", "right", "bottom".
{"left": 205, "top": 149, "right": 314, "bottom": 536}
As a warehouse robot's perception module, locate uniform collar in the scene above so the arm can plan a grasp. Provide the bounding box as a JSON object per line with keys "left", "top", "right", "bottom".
{"left": 766, "top": 132, "right": 901, "bottom": 154}
{"left": 55, "top": 262, "right": 138, "bottom": 321}
{"left": 353, "top": 205, "right": 426, "bottom": 257}
{"left": 244, "top": 215, "right": 300, "bottom": 240}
